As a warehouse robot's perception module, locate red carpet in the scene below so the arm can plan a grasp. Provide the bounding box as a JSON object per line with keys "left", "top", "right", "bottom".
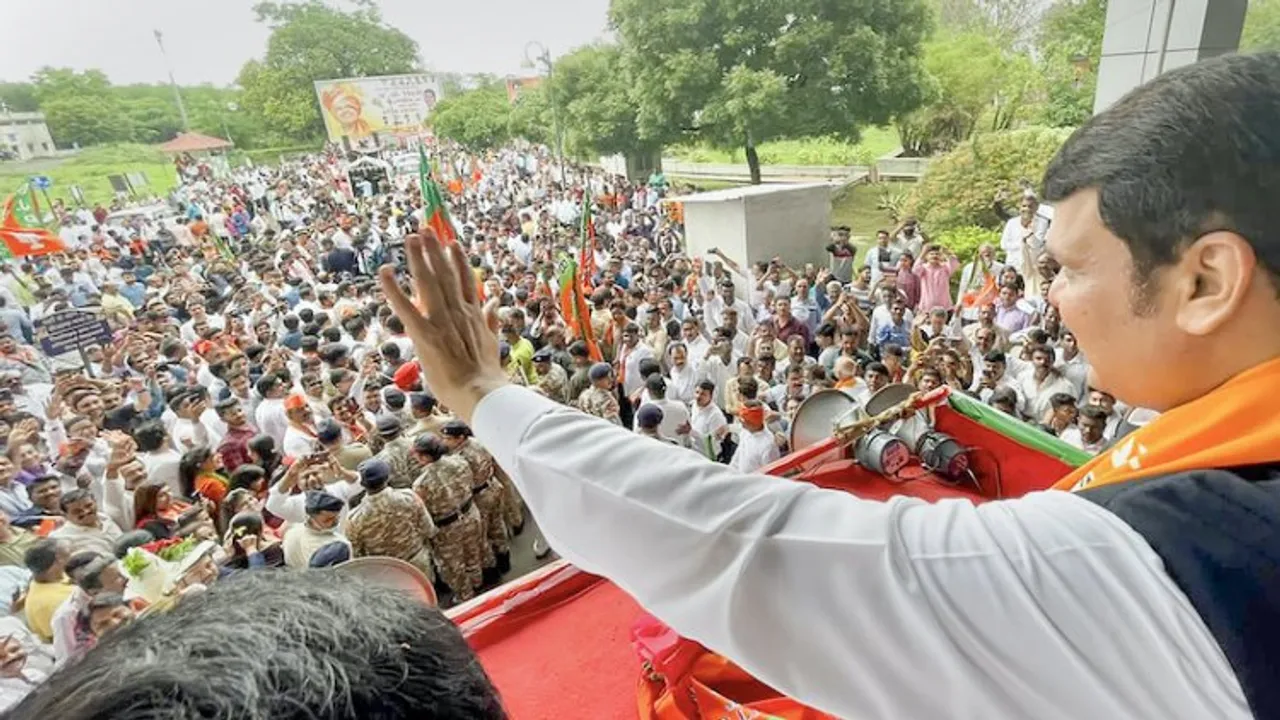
{"left": 454, "top": 565, "right": 642, "bottom": 720}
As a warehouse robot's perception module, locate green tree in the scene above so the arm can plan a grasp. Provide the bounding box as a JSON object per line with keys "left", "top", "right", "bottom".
{"left": 430, "top": 85, "right": 513, "bottom": 150}
{"left": 552, "top": 43, "right": 657, "bottom": 160}
{"left": 507, "top": 84, "right": 554, "bottom": 148}
{"left": 905, "top": 126, "right": 1070, "bottom": 231}
{"left": 609, "top": 0, "right": 932, "bottom": 183}
{"left": 1036, "top": 0, "right": 1105, "bottom": 127}
{"left": 0, "top": 83, "right": 39, "bottom": 113}
{"left": 1242, "top": 0, "right": 1280, "bottom": 51}
{"left": 31, "top": 68, "right": 133, "bottom": 146}
{"left": 897, "top": 31, "right": 1039, "bottom": 156}
{"left": 237, "top": 0, "right": 420, "bottom": 143}
{"left": 930, "top": 0, "right": 1043, "bottom": 47}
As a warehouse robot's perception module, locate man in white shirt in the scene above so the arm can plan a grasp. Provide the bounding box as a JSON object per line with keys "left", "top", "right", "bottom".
{"left": 999, "top": 193, "right": 1049, "bottom": 275}
{"left": 1061, "top": 405, "right": 1109, "bottom": 455}
{"left": 1016, "top": 344, "right": 1079, "bottom": 421}
{"left": 728, "top": 401, "right": 779, "bottom": 473}
{"left": 614, "top": 323, "right": 655, "bottom": 399}
{"left": 381, "top": 56, "right": 1274, "bottom": 719}
{"left": 687, "top": 380, "right": 728, "bottom": 462}
{"left": 253, "top": 375, "right": 290, "bottom": 448}
{"left": 49, "top": 491, "right": 122, "bottom": 558}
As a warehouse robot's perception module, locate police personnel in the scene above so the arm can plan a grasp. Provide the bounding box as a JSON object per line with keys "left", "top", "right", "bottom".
{"left": 440, "top": 420, "right": 512, "bottom": 579}
{"left": 371, "top": 415, "right": 421, "bottom": 489}
{"left": 343, "top": 459, "right": 435, "bottom": 582}
{"left": 532, "top": 348, "right": 569, "bottom": 404}
{"left": 575, "top": 362, "right": 620, "bottom": 424}
{"left": 411, "top": 434, "right": 485, "bottom": 602}
{"left": 407, "top": 392, "right": 450, "bottom": 438}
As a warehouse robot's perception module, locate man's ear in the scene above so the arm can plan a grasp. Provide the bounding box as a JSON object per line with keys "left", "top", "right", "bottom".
{"left": 1174, "top": 231, "right": 1256, "bottom": 336}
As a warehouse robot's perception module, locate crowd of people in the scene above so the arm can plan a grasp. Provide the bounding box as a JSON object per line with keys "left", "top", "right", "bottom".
{"left": 0, "top": 136, "right": 1115, "bottom": 707}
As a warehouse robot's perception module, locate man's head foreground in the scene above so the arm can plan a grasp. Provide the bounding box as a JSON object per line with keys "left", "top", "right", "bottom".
{"left": 9, "top": 571, "right": 507, "bottom": 720}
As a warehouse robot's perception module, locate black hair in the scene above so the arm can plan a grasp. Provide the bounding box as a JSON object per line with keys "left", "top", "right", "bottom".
{"left": 24, "top": 538, "right": 60, "bottom": 575}
{"left": 1043, "top": 53, "right": 1280, "bottom": 306}
{"left": 132, "top": 420, "right": 168, "bottom": 454}
{"left": 228, "top": 464, "right": 267, "bottom": 492}
{"left": 248, "top": 435, "right": 282, "bottom": 474}
{"left": 1050, "top": 393, "right": 1078, "bottom": 411}
{"left": 60, "top": 488, "right": 94, "bottom": 514}
{"left": 178, "top": 446, "right": 214, "bottom": 501}
{"left": 113, "top": 530, "right": 154, "bottom": 559}
{"left": 6, "top": 572, "right": 506, "bottom": 720}
{"left": 1080, "top": 405, "right": 1109, "bottom": 423}
{"left": 413, "top": 434, "right": 449, "bottom": 461}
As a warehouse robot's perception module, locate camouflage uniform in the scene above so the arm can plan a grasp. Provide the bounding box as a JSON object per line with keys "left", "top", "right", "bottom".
{"left": 567, "top": 365, "right": 592, "bottom": 403}
{"left": 454, "top": 438, "right": 511, "bottom": 566}
{"left": 343, "top": 487, "right": 436, "bottom": 582}
{"left": 505, "top": 362, "right": 528, "bottom": 386}
{"left": 408, "top": 413, "right": 451, "bottom": 440}
{"left": 536, "top": 363, "right": 571, "bottom": 404}
{"left": 374, "top": 435, "right": 423, "bottom": 489}
{"left": 414, "top": 455, "right": 485, "bottom": 601}
{"left": 576, "top": 386, "right": 622, "bottom": 425}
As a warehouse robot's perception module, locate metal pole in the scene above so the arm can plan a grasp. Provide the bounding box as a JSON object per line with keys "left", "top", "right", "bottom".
{"left": 544, "top": 51, "right": 566, "bottom": 184}
{"left": 153, "top": 30, "right": 191, "bottom": 131}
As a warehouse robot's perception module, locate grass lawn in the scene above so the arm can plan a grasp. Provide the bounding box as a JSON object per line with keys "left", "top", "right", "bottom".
{"left": 0, "top": 144, "right": 178, "bottom": 207}
{"left": 831, "top": 180, "right": 915, "bottom": 251}
{"left": 668, "top": 127, "right": 902, "bottom": 167}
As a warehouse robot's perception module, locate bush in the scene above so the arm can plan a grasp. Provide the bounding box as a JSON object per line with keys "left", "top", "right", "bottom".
{"left": 906, "top": 126, "right": 1072, "bottom": 233}
{"left": 934, "top": 225, "right": 1000, "bottom": 264}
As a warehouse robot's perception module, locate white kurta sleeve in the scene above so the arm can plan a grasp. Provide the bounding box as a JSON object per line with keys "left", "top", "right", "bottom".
{"left": 472, "top": 385, "right": 1246, "bottom": 720}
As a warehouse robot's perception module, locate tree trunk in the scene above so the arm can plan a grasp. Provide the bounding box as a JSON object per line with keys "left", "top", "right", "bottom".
{"left": 744, "top": 134, "right": 762, "bottom": 185}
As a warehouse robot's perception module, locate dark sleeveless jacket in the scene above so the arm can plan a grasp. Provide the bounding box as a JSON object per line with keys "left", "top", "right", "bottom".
{"left": 1081, "top": 465, "right": 1280, "bottom": 720}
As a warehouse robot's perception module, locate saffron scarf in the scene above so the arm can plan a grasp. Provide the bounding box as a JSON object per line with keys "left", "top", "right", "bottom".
{"left": 1054, "top": 356, "right": 1280, "bottom": 492}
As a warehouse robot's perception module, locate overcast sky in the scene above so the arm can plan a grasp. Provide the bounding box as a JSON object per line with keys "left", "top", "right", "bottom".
{"left": 0, "top": 0, "right": 612, "bottom": 86}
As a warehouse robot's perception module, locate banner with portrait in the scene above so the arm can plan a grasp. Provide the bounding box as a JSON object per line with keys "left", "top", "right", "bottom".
{"left": 314, "top": 74, "right": 443, "bottom": 142}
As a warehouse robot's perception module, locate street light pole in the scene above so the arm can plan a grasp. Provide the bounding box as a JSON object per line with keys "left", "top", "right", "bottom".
{"left": 524, "top": 41, "right": 565, "bottom": 183}
{"left": 153, "top": 29, "right": 191, "bottom": 132}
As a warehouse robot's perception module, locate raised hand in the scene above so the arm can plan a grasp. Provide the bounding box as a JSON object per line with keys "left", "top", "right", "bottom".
{"left": 378, "top": 231, "right": 508, "bottom": 424}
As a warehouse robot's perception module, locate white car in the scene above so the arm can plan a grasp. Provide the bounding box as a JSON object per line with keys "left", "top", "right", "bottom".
{"left": 104, "top": 203, "right": 180, "bottom": 230}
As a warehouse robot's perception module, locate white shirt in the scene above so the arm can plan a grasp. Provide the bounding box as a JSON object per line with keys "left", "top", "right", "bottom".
{"left": 472, "top": 386, "right": 1247, "bottom": 720}
{"left": 254, "top": 397, "right": 289, "bottom": 447}
{"left": 283, "top": 425, "right": 318, "bottom": 460}
{"left": 140, "top": 449, "right": 183, "bottom": 496}
{"left": 1017, "top": 370, "right": 1079, "bottom": 421}
{"left": 1000, "top": 214, "right": 1049, "bottom": 271}
{"left": 666, "top": 364, "right": 699, "bottom": 405}
{"left": 617, "top": 342, "right": 656, "bottom": 397}
{"left": 728, "top": 428, "right": 780, "bottom": 473}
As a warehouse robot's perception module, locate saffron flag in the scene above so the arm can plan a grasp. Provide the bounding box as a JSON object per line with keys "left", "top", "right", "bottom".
{"left": 418, "top": 146, "right": 457, "bottom": 244}
{"left": 578, "top": 193, "right": 596, "bottom": 290}
{"left": 0, "top": 192, "right": 65, "bottom": 258}
{"left": 557, "top": 253, "right": 603, "bottom": 362}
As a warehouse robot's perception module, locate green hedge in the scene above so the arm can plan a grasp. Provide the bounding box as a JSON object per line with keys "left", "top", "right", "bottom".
{"left": 934, "top": 225, "right": 1001, "bottom": 264}
{"left": 906, "top": 126, "right": 1072, "bottom": 233}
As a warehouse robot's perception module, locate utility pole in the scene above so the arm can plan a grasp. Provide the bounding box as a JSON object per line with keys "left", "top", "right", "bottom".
{"left": 153, "top": 29, "right": 191, "bottom": 132}
{"left": 525, "top": 41, "right": 565, "bottom": 183}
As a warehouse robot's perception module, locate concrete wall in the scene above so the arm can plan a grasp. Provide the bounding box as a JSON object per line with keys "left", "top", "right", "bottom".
{"left": 743, "top": 185, "right": 830, "bottom": 272}
{"left": 0, "top": 112, "right": 56, "bottom": 160}
{"left": 679, "top": 184, "right": 831, "bottom": 295}
{"left": 1094, "top": 0, "right": 1247, "bottom": 113}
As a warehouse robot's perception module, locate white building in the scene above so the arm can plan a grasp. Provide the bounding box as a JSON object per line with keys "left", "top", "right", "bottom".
{"left": 0, "top": 111, "right": 56, "bottom": 161}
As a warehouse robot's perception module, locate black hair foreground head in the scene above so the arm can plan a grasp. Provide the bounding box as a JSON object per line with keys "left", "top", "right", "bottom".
{"left": 9, "top": 571, "right": 508, "bottom": 720}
